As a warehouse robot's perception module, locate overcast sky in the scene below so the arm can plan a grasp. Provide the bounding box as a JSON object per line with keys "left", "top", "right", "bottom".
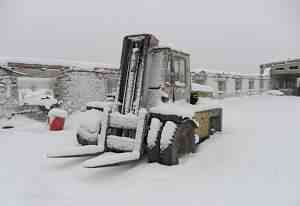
{"left": 0, "top": 0, "right": 299, "bottom": 72}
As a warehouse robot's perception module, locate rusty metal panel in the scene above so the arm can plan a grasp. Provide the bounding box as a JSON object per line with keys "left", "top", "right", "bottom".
{"left": 194, "top": 111, "right": 210, "bottom": 138}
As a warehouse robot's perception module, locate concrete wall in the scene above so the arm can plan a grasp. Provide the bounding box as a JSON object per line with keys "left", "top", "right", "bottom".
{"left": 226, "top": 78, "right": 235, "bottom": 97}
{"left": 55, "top": 71, "right": 105, "bottom": 113}
{"left": 55, "top": 69, "right": 119, "bottom": 113}
{"left": 0, "top": 69, "right": 19, "bottom": 118}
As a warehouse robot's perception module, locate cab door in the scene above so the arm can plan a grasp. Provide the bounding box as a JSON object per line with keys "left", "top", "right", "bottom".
{"left": 171, "top": 54, "right": 190, "bottom": 102}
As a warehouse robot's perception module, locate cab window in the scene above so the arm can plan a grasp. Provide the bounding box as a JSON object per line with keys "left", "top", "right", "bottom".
{"left": 173, "top": 57, "right": 186, "bottom": 87}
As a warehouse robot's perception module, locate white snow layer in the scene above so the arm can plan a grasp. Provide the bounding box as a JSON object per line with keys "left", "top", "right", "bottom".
{"left": 97, "top": 110, "right": 109, "bottom": 148}
{"left": 109, "top": 112, "right": 138, "bottom": 129}
{"left": 48, "top": 108, "right": 68, "bottom": 118}
{"left": 194, "top": 134, "right": 200, "bottom": 144}
{"left": 106, "top": 135, "right": 135, "bottom": 151}
{"left": 191, "top": 83, "right": 214, "bottom": 93}
{"left": 147, "top": 118, "right": 162, "bottom": 149}
{"left": 86, "top": 101, "right": 114, "bottom": 110}
{"left": 150, "top": 100, "right": 221, "bottom": 118}
{"left": 47, "top": 145, "right": 104, "bottom": 158}
{"left": 77, "top": 110, "right": 102, "bottom": 133}
{"left": 1, "top": 96, "right": 300, "bottom": 206}
{"left": 83, "top": 151, "right": 140, "bottom": 168}
{"left": 192, "top": 68, "right": 265, "bottom": 78}
{"left": 76, "top": 127, "right": 98, "bottom": 142}
{"left": 160, "top": 121, "right": 177, "bottom": 151}
{"left": 266, "top": 90, "right": 284, "bottom": 96}
{"left": 0, "top": 56, "right": 117, "bottom": 69}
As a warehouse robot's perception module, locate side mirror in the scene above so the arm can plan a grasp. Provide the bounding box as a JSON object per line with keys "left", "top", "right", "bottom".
{"left": 190, "top": 92, "right": 198, "bottom": 105}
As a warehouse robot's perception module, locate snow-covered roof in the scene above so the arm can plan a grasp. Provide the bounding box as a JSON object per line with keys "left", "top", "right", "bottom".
{"left": 192, "top": 68, "right": 263, "bottom": 78}
{"left": 262, "top": 67, "right": 271, "bottom": 76}
{"left": 0, "top": 56, "right": 120, "bottom": 77}
{"left": 48, "top": 108, "right": 68, "bottom": 118}
{"left": 260, "top": 58, "right": 300, "bottom": 68}
{"left": 0, "top": 57, "right": 118, "bottom": 70}
{"left": 0, "top": 65, "right": 28, "bottom": 76}
{"left": 0, "top": 64, "right": 62, "bottom": 78}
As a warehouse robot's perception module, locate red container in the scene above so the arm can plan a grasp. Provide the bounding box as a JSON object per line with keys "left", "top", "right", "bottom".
{"left": 48, "top": 108, "right": 67, "bottom": 131}
{"left": 49, "top": 116, "right": 65, "bottom": 131}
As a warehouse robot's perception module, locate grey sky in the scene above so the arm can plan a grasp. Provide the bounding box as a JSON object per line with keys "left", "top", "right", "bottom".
{"left": 0, "top": 0, "right": 299, "bottom": 72}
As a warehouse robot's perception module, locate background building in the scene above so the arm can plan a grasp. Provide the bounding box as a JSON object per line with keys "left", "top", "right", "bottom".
{"left": 191, "top": 69, "right": 271, "bottom": 98}
{"left": 0, "top": 58, "right": 119, "bottom": 118}
{"left": 260, "top": 58, "right": 300, "bottom": 95}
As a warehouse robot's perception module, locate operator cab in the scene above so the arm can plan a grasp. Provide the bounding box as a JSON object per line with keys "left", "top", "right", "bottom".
{"left": 142, "top": 47, "right": 191, "bottom": 109}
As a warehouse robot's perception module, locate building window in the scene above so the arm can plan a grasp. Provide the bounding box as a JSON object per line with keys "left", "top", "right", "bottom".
{"left": 289, "top": 66, "right": 299, "bottom": 70}
{"left": 235, "top": 79, "right": 242, "bottom": 91}
{"left": 275, "top": 68, "right": 284, "bottom": 71}
{"left": 192, "top": 74, "right": 206, "bottom": 84}
{"left": 173, "top": 57, "right": 186, "bottom": 86}
{"left": 218, "top": 81, "right": 226, "bottom": 92}
{"left": 192, "top": 71, "right": 207, "bottom": 85}
{"left": 260, "top": 79, "right": 264, "bottom": 89}
{"left": 105, "top": 78, "right": 118, "bottom": 95}
{"left": 249, "top": 80, "right": 254, "bottom": 89}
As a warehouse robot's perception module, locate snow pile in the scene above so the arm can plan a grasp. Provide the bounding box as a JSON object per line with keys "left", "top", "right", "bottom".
{"left": 106, "top": 135, "right": 135, "bottom": 151}
{"left": 48, "top": 108, "right": 68, "bottom": 118}
{"left": 160, "top": 121, "right": 177, "bottom": 151}
{"left": 194, "top": 134, "right": 200, "bottom": 144}
{"left": 109, "top": 112, "right": 138, "bottom": 129}
{"left": 83, "top": 151, "right": 140, "bottom": 168}
{"left": 20, "top": 88, "right": 58, "bottom": 109}
{"left": 97, "top": 110, "right": 109, "bottom": 149}
{"left": 262, "top": 67, "right": 271, "bottom": 76}
{"left": 2, "top": 96, "right": 300, "bottom": 205}
{"left": 77, "top": 110, "right": 102, "bottom": 133}
{"left": 192, "top": 83, "right": 214, "bottom": 93}
{"left": 147, "top": 118, "right": 162, "bottom": 149}
{"left": 76, "top": 110, "right": 102, "bottom": 142}
{"left": 266, "top": 90, "right": 284, "bottom": 96}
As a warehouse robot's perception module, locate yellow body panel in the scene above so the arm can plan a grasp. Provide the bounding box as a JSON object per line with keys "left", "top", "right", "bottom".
{"left": 193, "top": 111, "right": 210, "bottom": 138}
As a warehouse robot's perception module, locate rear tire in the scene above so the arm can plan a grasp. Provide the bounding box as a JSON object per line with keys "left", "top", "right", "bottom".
{"left": 159, "top": 119, "right": 197, "bottom": 166}
{"left": 175, "top": 119, "right": 197, "bottom": 154}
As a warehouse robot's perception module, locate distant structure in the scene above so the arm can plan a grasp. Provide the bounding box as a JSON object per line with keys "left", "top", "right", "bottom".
{"left": 260, "top": 58, "right": 300, "bottom": 95}
{"left": 0, "top": 57, "right": 119, "bottom": 118}
{"left": 191, "top": 69, "right": 271, "bottom": 98}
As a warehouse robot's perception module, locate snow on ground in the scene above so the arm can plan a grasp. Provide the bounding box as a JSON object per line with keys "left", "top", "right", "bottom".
{"left": 0, "top": 95, "right": 300, "bottom": 206}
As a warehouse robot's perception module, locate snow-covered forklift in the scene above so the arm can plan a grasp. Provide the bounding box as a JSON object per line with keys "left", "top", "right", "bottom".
{"left": 48, "top": 34, "right": 222, "bottom": 167}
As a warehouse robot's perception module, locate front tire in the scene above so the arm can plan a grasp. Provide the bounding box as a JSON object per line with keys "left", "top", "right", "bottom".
{"left": 76, "top": 133, "right": 97, "bottom": 146}
{"left": 159, "top": 121, "right": 179, "bottom": 166}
